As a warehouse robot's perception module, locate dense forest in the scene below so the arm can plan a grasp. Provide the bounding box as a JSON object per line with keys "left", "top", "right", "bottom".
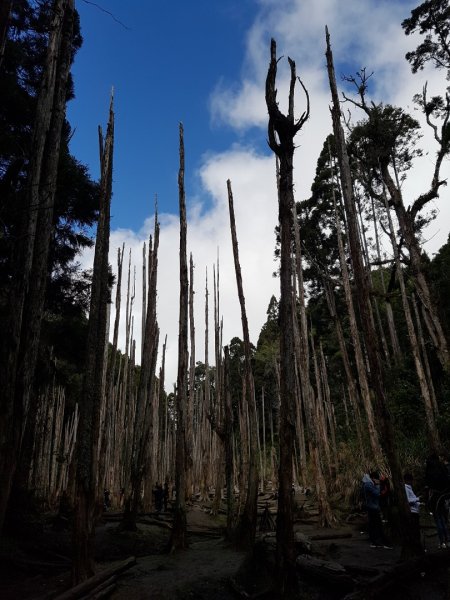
{"left": 1, "top": 0, "right": 450, "bottom": 598}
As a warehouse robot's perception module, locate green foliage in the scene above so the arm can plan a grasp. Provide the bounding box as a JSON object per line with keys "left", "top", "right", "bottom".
{"left": 348, "top": 103, "right": 422, "bottom": 174}
{"left": 0, "top": 1, "right": 100, "bottom": 403}
{"left": 402, "top": 0, "right": 450, "bottom": 75}
{"left": 0, "top": 0, "right": 99, "bottom": 313}
{"left": 426, "top": 234, "right": 450, "bottom": 337}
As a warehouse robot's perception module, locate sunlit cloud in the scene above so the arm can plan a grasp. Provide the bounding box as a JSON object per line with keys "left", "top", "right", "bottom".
{"left": 80, "top": 0, "right": 450, "bottom": 389}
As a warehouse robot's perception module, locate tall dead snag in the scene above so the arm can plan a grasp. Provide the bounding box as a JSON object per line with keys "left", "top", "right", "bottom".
{"left": 380, "top": 181, "right": 440, "bottom": 451}
{"left": 266, "top": 38, "right": 309, "bottom": 594}
{"left": 330, "top": 155, "right": 381, "bottom": 461}
{"left": 186, "top": 252, "right": 195, "bottom": 499}
{"left": 199, "top": 269, "right": 211, "bottom": 502}
{"left": 227, "top": 179, "right": 258, "bottom": 549}
{"left": 124, "top": 215, "right": 160, "bottom": 530}
{"left": 170, "top": 122, "right": 188, "bottom": 551}
{"left": 211, "top": 265, "right": 225, "bottom": 516}
{"left": 0, "top": 0, "right": 75, "bottom": 531}
{"left": 223, "top": 346, "right": 235, "bottom": 539}
{"left": 370, "top": 196, "right": 402, "bottom": 361}
{"left": 291, "top": 181, "right": 308, "bottom": 481}
{"left": 157, "top": 335, "right": 167, "bottom": 483}
{"left": 325, "top": 28, "right": 422, "bottom": 558}
{"left": 343, "top": 71, "right": 449, "bottom": 373}
{"left": 142, "top": 242, "right": 147, "bottom": 358}
{"left": 72, "top": 93, "right": 114, "bottom": 583}
{"left": 100, "top": 244, "right": 124, "bottom": 495}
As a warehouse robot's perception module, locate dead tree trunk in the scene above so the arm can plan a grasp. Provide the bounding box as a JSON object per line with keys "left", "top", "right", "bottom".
{"left": 200, "top": 269, "right": 211, "bottom": 502}
{"left": 223, "top": 346, "right": 235, "bottom": 539}
{"left": 72, "top": 94, "right": 114, "bottom": 583}
{"left": 322, "top": 280, "right": 366, "bottom": 458}
{"left": 124, "top": 217, "right": 160, "bottom": 530}
{"left": 170, "top": 123, "right": 189, "bottom": 551}
{"left": 330, "top": 152, "right": 381, "bottom": 460}
{"left": 100, "top": 245, "right": 124, "bottom": 495}
{"left": 186, "top": 253, "right": 195, "bottom": 499}
{"left": 381, "top": 162, "right": 449, "bottom": 374}
{"left": 0, "top": 0, "right": 75, "bottom": 532}
{"left": 370, "top": 196, "right": 402, "bottom": 361}
{"left": 380, "top": 182, "right": 440, "bottom": 451}
{"left": 326, "top": 28, "right": 422, "bottom": 558}
{"left": 412, "top": 293, "right": 438, "bottom": 416}
{"left": 227, "top": 179, "right": 259, "bottom": 550}
{"left": 266, "top": 38, "right": 309, "bottom": 595}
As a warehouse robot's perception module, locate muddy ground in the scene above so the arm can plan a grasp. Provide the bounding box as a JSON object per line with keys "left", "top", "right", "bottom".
{"left": 1, "top": 492, "right": 449, "bottom": 599}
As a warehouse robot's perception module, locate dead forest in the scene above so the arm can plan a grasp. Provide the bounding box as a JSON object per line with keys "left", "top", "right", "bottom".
{"left": 1, "top": 0, "right": 450, "bottom": 598}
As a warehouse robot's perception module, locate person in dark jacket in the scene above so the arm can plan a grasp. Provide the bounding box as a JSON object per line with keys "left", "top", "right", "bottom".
{"left": 404, "top": 472, "right": 423, "bottom": 552}
{"left": 425, "top": 454, "right": 450, "bottom": 548}
{"left": 362, "top": 471, "right": 391, "bottom": 548}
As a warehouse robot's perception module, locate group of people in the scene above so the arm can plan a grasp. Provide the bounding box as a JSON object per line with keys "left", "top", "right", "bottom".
{"left": 153, "top": 482, "right": 170, "bottom": 513}
{"left": 101, "top": 483, "right": 171, "bottom": 513}
{"left": 362, "top": 453, "right": 450, "bottom": 550}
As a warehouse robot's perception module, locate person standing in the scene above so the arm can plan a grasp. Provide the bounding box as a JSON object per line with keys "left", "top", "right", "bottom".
{"left": 379, "top": 473, "right": 391, "bottom": 522}
{"left": 163, "top": 482, "right": 170, "bottom": 512}
{"left": 425, "top": 454, "right": 450, "bottom": 549}
{"left": 362, "top": 471, "right": 391, "bottom": 548}
{"left": 404, "top": 472, "right": 423, "bottom": 552}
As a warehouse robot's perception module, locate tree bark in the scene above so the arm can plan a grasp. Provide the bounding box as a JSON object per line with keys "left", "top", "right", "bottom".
{"left": 170, "top": 123, "right": 189, "bottom": 551}
{"left": 0, "top": 0, "right": 75, "bottom": 532}
{"left": 186, "top": 253, "right": 195, "bottom": 499}
{"left": 326, "top": 28, "right": 422, "bottom": 558}
{"left": 72, "top": 94, "right": 114, "bottom": 583}
{"left": 381, "top": 164, "right": 449, "bottom": 373}
{"left": 227, "top": 179, "right": 259, "bottom": 550}
{"left": 380, "top": 181, "right": 440, "bottom": 451}
{"left": 124, "top": 216, "right": 160, "bottom": 530}
{"left": 266, "top": 38, "right": 309, "bottom": 595}
{"left": 329, "top": 152, "right": 381, "bottom": 461}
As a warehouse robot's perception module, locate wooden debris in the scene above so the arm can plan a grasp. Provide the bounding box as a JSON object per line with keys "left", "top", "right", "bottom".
{"left": 342, "top": 548, "right": 450, "bottom": 600}
{"left": 310, "top": 532, "right": 353, "bottom": 541}
{"left": 296, "top": 554, "right": 354, "bottom": 590}
{"left": 54, "top": 556, "right": 136, "bottom": 600}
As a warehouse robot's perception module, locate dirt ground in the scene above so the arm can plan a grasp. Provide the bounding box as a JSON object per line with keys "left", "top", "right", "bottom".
{"left": 1, "top": 492, "right": 450, "bottom": 599}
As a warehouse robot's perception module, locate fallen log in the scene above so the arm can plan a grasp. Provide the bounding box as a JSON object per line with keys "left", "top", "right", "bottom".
{"left": 342, "top": 548, "right": 450, "bottom": 600}
{"left": 341, "top": 564, "right": 380, "bottom": 577}
{"left": 90, "top": 582, "right": 116, "bottom": 600}
{"left": 188, "top": 528, "right": 223, "bottom": 538}
{"left": 310, "top": 532, "right": 352, "bottom": 541}
{"left": 138, "top": 517, "right": 173, "bottom": 530}
{"left": 296, "top": 554, "right": 354, "bottom": 591}
{"left": 228, "top": 577, "right": 274, "bottom": 599}
{"left": 54, "top": 556, "right": 136, "bottom": 600}
{"left": 76, "top": 575, "right": 117, "bottom": 600}
{"left": 294, "top": 518, "right": 319, "bottom": 525}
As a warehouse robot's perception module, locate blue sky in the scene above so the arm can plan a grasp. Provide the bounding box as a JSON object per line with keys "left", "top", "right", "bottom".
{"left": 72, "top": 0, "right": 450, "bottom": 386}
{"left": 68, "top": 0, "right": 263, "bottom": 228}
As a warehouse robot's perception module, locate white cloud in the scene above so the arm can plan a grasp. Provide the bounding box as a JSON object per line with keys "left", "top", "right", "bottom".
{"left": 81, "top": 0, "right": 450, "bottom": 390}
{"left": 78, "top": 147, "right": 281, "bottom": 390}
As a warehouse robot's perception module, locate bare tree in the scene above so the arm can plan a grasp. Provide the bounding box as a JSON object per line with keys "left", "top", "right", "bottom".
{"left": 0, "top": 0, "right": 75, "bottom": 531}
{"left": 124, "top": 216, "right": 160, "bottom": 530}
{"left": 266, "top": 38, "right": 309, "bottom": 593}
{"left": 72, "top": 93, "right": 114, "bottom": 582}
{"left": 326, "top": 27, "right": 423, "bottom": 558}
{"left": 186, "top": 253, "right": 195, "bottom": 498}
{"left": 227, "top": 179, "right": 259, "bottom": 549}
{"left": 170, "top": 123, "right": 189, "bottom": 550}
